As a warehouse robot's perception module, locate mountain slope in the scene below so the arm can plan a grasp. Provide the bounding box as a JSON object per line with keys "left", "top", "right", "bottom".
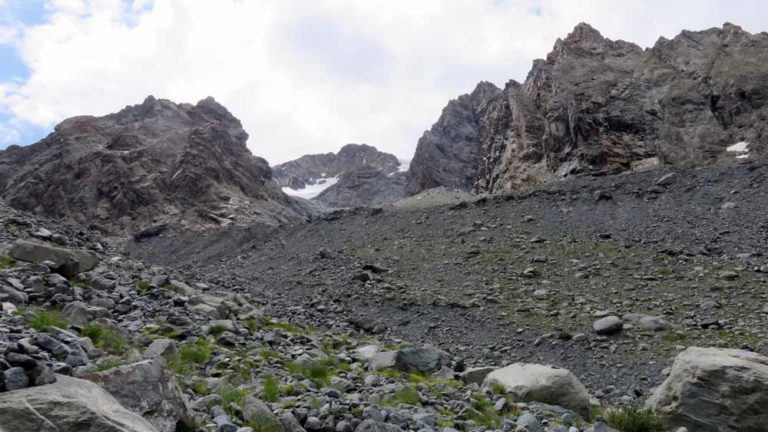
{"left": 406, "top": 22, "right": 768, "bottom": 194}
{"left": 0, "top": 96, "right": 306, "bottom": 233}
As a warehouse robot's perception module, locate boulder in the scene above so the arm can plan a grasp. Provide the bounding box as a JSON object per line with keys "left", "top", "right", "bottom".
{"left": 459, "top": 366, "right": 495, "bottom": 385}
{"left": 368, "top": 351, "right": 397, "bottom": 371}
{"left": 9, "top": 240, "right": 98, "bottom": 277}
{"left": 394, "top": 346, "right": 448, "bottom": 374}
{"left": 647, "top": 347, "right": 768, "bottom": 431}
{"left": 593, "top": 316, "right": 623, "bottom": 335}
{"left": 85, "top": 358, "right": 192, "bottom": 432}
{"left": 483, "top": 363, "right": 591, "bottom": 418}
{"left": 0, "top": 374, "right": 158, "bottom": 432}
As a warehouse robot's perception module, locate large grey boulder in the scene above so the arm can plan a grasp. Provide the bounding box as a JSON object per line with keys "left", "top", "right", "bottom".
{"left": 0, "top": 374, "right": 158, "bottom": 432}
{"left": 9, "top": 240, "right": 98, "bottom": 277}
{"left": 647, "top": 347, "right": 768, "bottom": 431}
{"left": 85, "top": 358, "right": 192, "bottom": 432}
{"left": 483, "top": 363, "right": 591, "bottom": 418}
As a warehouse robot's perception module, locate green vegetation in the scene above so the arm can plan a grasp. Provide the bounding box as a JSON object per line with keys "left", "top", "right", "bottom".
{"left": 243, "top": 318, "right": 260, "bottom": 332}
{"left": 219, "top": 385, "right": 251, "bottom": 417}
{"left": 490, "top": 382, "right": 507, "bottom": 395}
{"left": 136, "top": 280, "right": 151, "bottom": 293}
{"left": 280, "top": 382, "right": 300, "bottom": 397}
{"left": 25, "top": 308, "right": 68, "bottom": 331}
{"left": 284, "top": 357, "right": 348, "bottom": 387}
{"left": 81, "top": 323, "right": 128, "bottom": 354}
{"left": 383, "top": 385, "right": 421, "bottom": 406}
{"left": 210, "top": 323, "right": 229, "bottom": 338}
{"left": 605, "top": 407, "right": 668, "bottom": 432}
{"left": 248, "top": 413, "right": 283, "bottom": 432}
{"left": 192, "top": 379, "right": 210, "bottom": 396}
{"left": 463, "top": 394, "right": 519, "bottom": 429}
{"left": 168, "top": 338, "right": 213, "bottom": 374}
{"left": 262, "top": 374, "right": 279, "bottom": 402}
{"left": 0, "top": 253, "right": 16, "bottom": 269}
{"left": 260, "top": 348, "right": 280, "bottom": 361}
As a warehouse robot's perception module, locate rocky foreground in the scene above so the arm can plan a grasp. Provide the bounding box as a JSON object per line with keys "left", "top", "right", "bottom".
{"left": 0, "top": 159, "right": 762, "bottom": 430}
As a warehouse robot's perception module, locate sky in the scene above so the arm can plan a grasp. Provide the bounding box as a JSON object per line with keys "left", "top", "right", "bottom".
{"left": 0, "top": 1, "right": 766, "bottom": 165}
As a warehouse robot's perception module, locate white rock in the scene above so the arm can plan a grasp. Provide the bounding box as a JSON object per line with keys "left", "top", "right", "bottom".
{"left": 483, "top": 363, "right": 590, "bottom": 417}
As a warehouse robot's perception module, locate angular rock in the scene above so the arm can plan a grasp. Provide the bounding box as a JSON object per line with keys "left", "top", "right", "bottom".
{"left": 355, "top": 420, "right": 404, "bottom": 432}
{"left": 0, "top": 374, "right": 158, "bottom": 431}
{"left": 647, "top": 347, "right": 768, "bottom": 431}
{"left": 85, "top": 358, "right": 192, "bottom": 432}
{"left": 9, "top": 240, "right": 98, "bottom": 277}
{"left": 394, "top": 346, "right": 448, "bottom": 374}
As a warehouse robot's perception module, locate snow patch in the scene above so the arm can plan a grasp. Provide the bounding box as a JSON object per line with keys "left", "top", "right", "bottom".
{"left": 397, "top": 159, "right": 411, "bottom": 173}
{"left": 282, "top": 177, "right": 339, "bottom": 199}
{"left": 727, "top": 141, "right": 749, "bottom": 152}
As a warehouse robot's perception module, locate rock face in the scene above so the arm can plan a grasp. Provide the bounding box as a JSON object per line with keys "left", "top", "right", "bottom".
{"left": 0, "top": 374, "right": 159, "bottom": 432}
{"left": 406, "top": 23, "right": 768, "bottom": 194}
{"left": 406, "top": 82, "right": 500, "bottom": 195}
{"left": 0, "top": 96, "right": 306, "bottom": 233}
{"left": 647, "top": 347, "right": 768, "bottom": 431}
{"left": 483, "top": 363, "right": 591, "bottom": 418}
{"left": 273, "top": 143, "right": 402, "bottom": 190}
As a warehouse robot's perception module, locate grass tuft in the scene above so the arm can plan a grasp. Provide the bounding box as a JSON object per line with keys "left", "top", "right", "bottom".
{"left": 168, "top": 338, "right": 213, "bottom": 375}
{"left": 81, "top": 323, "right": 128, "bottom": 354}
{"left": 383, "top": 385, "right": 421, "bottom": 406}
{"left": 605, "top": 406, "right": 668, "bottom": 432}
{"left": 262, "top": 373, "right": 279, "bottom": 402}
{"left": 25, "top": 308, "right": 68, "bottom": 331}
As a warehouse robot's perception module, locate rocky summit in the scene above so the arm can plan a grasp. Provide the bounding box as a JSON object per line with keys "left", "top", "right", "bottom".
{"left": 0, "top": 20, "right": 766, "bottom": 432}
{"left": 406, "top": 23, "right": 768, "bottom": 195}
{"left": 0, "top": 96, "right": 307, "bottom": 235}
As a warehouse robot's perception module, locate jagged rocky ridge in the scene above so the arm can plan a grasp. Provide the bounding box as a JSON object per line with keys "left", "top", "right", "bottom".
{"left": 274, "top": 144, "right": 407, "bottom": 208}
{"left": 0, "top": 96, "right": 307, "bottom": 234}
{"left": 407, "top": 22, "right": 768, "bottom": 194}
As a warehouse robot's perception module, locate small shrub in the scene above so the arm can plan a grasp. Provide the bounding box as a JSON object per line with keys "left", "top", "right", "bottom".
{"left": 243, "top": 319, "right": 260, "bottom": 332}
{"left": 219, "top": 385, "right": 251, "bottom": 417}
{"left": 384, "top": 386, "right": 421, "bottom": 406}
{"left": 169, "top": 338, "right": 213, "bottom": 374}
{"left": 210, "top": 324, "right": 229, "bottom": 338}
{"left": 81, "top": 323, "right": 128, "bottom": 355}
{"left": 280, "top": 382, "right": 299, "bottom": 396}
{"left": 25, "top": 308, "right": 68, "bottom": 331}
{"left": 248, "top": 414, "right": 283, "bottom": 432}
{"left": 284, "top": 360, "right": 335, "bottom": 387}
{"left": 605, "top": 406, "right": 668, "bottom": 432}
{"left": 262, "top": 374, "right": 279, "bottom": 402}
{"left": 136, "top": 280, "right": 151, "bottom": 293}
{"left": 260, "top": 348, "right": 280, "bottom": 361}
{"left": 192, "top": 379, "right": 210, "bottom": 396}
{"left": 0, "top": 253, "right": 16, "bottom": 269}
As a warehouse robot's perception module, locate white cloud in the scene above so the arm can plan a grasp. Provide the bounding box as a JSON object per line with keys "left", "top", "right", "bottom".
{"left": 1, "top": 0, "right": 767, "bottom": 164}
